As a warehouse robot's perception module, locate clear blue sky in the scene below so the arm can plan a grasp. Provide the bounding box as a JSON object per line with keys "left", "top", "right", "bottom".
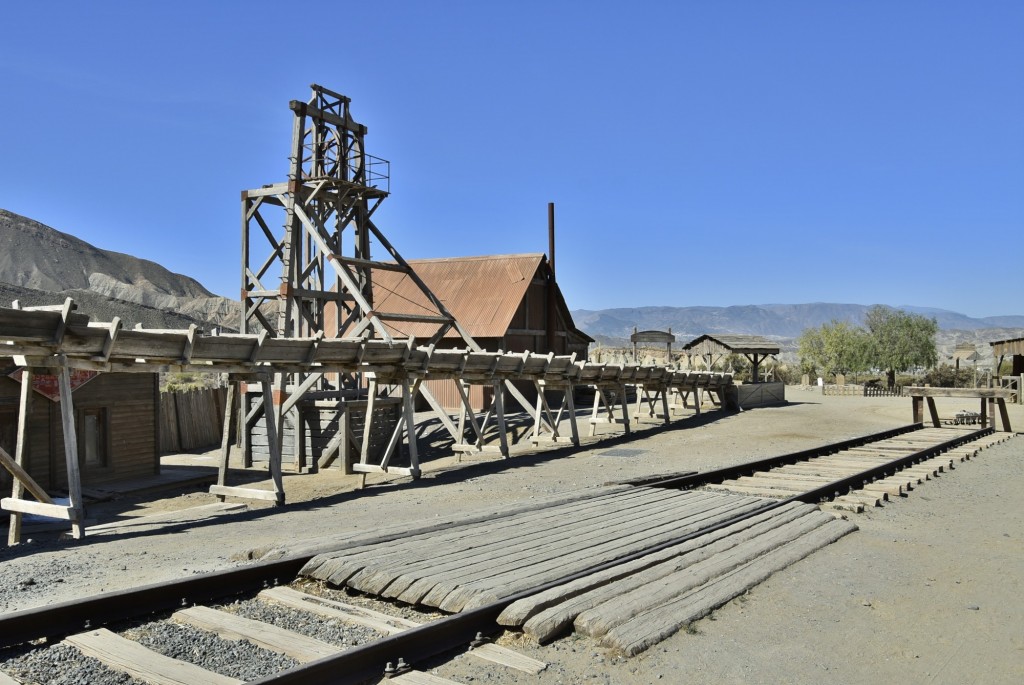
{"left": 2, "top": 1, "right": 1021, "bottom": 317}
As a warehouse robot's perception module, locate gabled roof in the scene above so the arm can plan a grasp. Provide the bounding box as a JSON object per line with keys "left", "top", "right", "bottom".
{"left": 369, "top": 253, "right": 587, "bottom": 341}
{"left": 990, "top": 337, "right": 1024, "bottom": 357}
{"left": 681, "top": 334, "right": 780, "bottom": 355}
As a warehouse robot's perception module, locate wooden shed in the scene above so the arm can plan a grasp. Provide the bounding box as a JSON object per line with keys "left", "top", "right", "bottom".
{"left": 681, "top": 334, "right": 784, "bottom": 409}
{"left": 990, "top": 337, "right": 1024, "bottom": 403}
{"left": 680, "top": 334, "right": 781, "bottom": 379}
{"left": 0, "top": 363, "right": 159, "bottom": 495}
{"left": 348, "top": 253, "right": 592, "bottom": 410}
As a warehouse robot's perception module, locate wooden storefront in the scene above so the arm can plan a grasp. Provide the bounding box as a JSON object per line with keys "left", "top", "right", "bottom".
{"left": 0, "top": 367, "right": 159, "bottom": 493}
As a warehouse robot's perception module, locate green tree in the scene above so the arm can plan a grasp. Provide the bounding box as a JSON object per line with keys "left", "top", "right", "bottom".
{"left": 798, "top": 320, "right": 873, "bottom": 380}
{"left": 864, "top": 306, "right": 938, "bottom": 379}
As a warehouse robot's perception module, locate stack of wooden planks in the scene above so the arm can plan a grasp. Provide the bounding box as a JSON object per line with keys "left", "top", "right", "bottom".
{"left": 300, "top": 486, "right": 856, "bottom": 655}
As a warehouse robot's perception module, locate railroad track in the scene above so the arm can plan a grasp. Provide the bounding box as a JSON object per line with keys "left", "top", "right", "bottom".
{"left": 0, "top": 424, "right": 1011, "bottom": 684}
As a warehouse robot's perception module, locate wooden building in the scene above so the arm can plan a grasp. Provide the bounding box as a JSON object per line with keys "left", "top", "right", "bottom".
{"left": 680, "top": 334, "right": 784, "bottom": 409}
{"left": 991, "top": 337, "right": 1024, "bottom": 404}
{"left": 336, "top": 253, "right": 592, "bottom": 410}
{"left": 0, "top": 363, "right": 159, "bottom": 494}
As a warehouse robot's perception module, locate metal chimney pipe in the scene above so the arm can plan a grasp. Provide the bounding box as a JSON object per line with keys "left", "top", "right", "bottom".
{"left": 547, "top": 202, "right": 556, "bottom": 276}
{"left": 546, "top": 202, "right": 557, "bottom": 353}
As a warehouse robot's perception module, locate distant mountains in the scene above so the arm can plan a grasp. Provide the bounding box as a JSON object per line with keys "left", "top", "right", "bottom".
{"left": 0, "top": 209, "right": 239, "bottom": 331}
{"left": 3, "top": 207, "right": 1022, "bottom": 364}
{"left": 571, "top": 304, "right": 1024, "bottom": 343}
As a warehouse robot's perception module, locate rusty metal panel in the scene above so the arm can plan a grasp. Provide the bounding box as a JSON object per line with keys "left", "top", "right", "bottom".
{"left": 371, "top": 254, "right": 544, "bottom": 340}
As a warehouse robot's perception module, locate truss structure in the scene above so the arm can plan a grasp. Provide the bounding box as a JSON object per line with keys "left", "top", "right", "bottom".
{"left": 0, "top": 301, "right": 735, "bottom": 540}
{"left": 239, "top": 85, "right": 577, "bottom": 474}
{"left": 241, "top": 84, "right": 471, "bottom": 348}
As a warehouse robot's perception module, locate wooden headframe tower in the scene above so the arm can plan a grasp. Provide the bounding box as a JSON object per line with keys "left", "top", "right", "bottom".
{"left": 242, "top": 83, "right": 469, "bottom": 347}
{"left": 239, "top": 84, "right": 526, "bottom": 479}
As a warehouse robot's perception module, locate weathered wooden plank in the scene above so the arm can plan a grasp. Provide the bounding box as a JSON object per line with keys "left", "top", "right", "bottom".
{"left": 1, "top": 498, "right": 73, "bottom": 519}
{"left": 173, "top": 606, "right": 339, "bottom": 662}
{"left": 65, "top": 628, "right": 241, "bottom": 685}
{"left": 705, "top": 483, "right": 802, "bottom": 498}
{"left": 259, "top": 586, "right": 407, "bottom": 634}
{"left": 395, "top": 491, "right": 727, "bottom": 606}
{"left": 0, "top": 669, "right": 21, "bottom": 685}
{"left": 444, "top": 497, "right": 770, "bottom": 613}
{"left": 601, "top": 518, "right": 858, "bottom": 655}
{"left": 293, "top": 485, "right": 634, "bottom": 570}
{"left": 510, "top": 504, "right": 819, "bottom": 642}
{"left": 208, "top": 485, "right": 281, "bottom": 502}
{"left": 573, "top": 510, "right": 840, "bottom": 639}
{"left": 362, "top": 489, "right": 702, "bottom": 600}
{"left": 905, "top": 386, "right": 1013, "bottom": 399}
{"left": 260, "top": 587, "right": 546, "bottom": 674}
{"left": 311, "top": 486, "right": 663, "bottom": 589}
{"left": 471, "top": 643, "right": 547, "bottom": 674}
{"left": 0, "top": 445, "right": 52, "bottom": 505}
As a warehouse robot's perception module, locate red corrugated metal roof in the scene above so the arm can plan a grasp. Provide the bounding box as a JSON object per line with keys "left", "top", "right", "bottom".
{"left": 369, "top": 254, "right": 546, "bottom": 340}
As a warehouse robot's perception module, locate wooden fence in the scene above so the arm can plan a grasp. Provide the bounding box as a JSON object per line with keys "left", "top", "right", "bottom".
{"left": 159, "top": 387, "right": 230, "bottom": 454}
{"left": 822, "top": 384, "right": 903, "bottom": 397}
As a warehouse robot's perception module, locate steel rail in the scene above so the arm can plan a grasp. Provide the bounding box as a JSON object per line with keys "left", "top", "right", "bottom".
{"left": 255, "top": 424, "right": 994, "bottom": 684}
{"left": 0, "top": 425, "right": 992, "bottom": 683}
{"left": 642, "top": 423, "right": 926, "bottom": 489}
{"left": 0, "top": 556, "right": 309, "bottom": 650}
{"left": 783, "top": 426, "right": 994, "bottom": 505}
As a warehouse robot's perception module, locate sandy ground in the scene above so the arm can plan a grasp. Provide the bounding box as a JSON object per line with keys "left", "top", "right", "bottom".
{"left": 1, "top": 390, "right": 1022, "bottom": 684}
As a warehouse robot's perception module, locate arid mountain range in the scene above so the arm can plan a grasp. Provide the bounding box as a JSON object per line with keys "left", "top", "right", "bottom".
{"left": 0, "top": 209, "right": 239, "bottom": 331}
{"left": 2, "top": 208, "right": 1021, "bottom": 364}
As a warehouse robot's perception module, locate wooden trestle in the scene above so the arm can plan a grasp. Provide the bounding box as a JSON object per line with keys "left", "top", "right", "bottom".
{"left": 0, "top": 299, "right": 733, "bottom": 541}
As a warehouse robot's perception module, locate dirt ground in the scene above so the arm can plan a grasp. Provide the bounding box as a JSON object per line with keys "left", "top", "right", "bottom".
{"left": 2, "top": 390, "right": 1022, "bottom": 684}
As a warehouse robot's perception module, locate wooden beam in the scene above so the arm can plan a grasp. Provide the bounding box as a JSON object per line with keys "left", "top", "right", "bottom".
{"left": 66, "top": 628, "right": 241, "bottom": 685}
{"left": 57, "top": 358, "right": 85, "bottom": 539}
{"left": 209, "top": 485, "right": 282, "bottom": 502}
{"left": 1, "top": 498, "right": 74, "bottom": 519}
{"left": 0, "top": 447, "right": 53, "bottom": 506}
{"left": 8, "top": 367, "right": 41, "bottom": 545}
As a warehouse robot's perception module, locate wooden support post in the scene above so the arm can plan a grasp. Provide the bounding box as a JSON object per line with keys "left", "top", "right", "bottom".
{"left": 261, "top": 379, "right": 285, "bottom": 506}
{"left": 57, "top": 359, "right": 86, "bottom": 539}
{"left": 494, "top": 380, "right": 509, "bottom": 458}
{"left": 589, "top": 387, "right": 601, "bottom": 437}
{"left": 530, "top": 380, "right": 562, "bottom": 444}
{"left": 564, "top": 385, "right": 580, "bottom": 447}
{"left": 215, "top": 382, "right": 237, "bottom": 502}
{"left": 404, "top": 378, "right": 420, "bottom": 478}
{"left": 619, "top": 383, "right": 631, "bottom": 435}
{"left": 339, "top": 407, "right": 352, "bottom": 473}
{"left": 7, "top": 368, "right": 34, "bottom": 544}
{"left": 360, "top": 377, "right": 377, "bottom": 466}
{"left": 454, "top": 380, "right": 485, "bottom": 450}
{"left": 996, "top": 398, "right": 1012, "bottom": 432}
{"left": 980, "top": 397, "right": 988, "bottom": 429}
{"left": 912, "top": 396, "right": 923, "bottom": 424}
{"left": 925, "top": 397, "right": 940, "bottom": 427}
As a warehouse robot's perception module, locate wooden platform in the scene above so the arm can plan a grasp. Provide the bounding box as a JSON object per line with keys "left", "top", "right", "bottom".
{"left": 301, "top": 486, "right": 855, "bottom": 653}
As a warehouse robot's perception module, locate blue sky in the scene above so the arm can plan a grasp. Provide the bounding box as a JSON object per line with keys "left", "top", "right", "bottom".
{"left": 1, "top": 1, "right": 1021, "bottom": 317}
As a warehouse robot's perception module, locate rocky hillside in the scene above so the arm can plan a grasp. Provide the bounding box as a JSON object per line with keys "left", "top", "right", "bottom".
{"left": 0, "top": 209, "right": 239, "bottom": 330}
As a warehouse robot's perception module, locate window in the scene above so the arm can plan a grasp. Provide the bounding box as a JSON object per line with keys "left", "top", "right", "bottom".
{"left": 79, "top": 407, "right": 109, "bottom": 469}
